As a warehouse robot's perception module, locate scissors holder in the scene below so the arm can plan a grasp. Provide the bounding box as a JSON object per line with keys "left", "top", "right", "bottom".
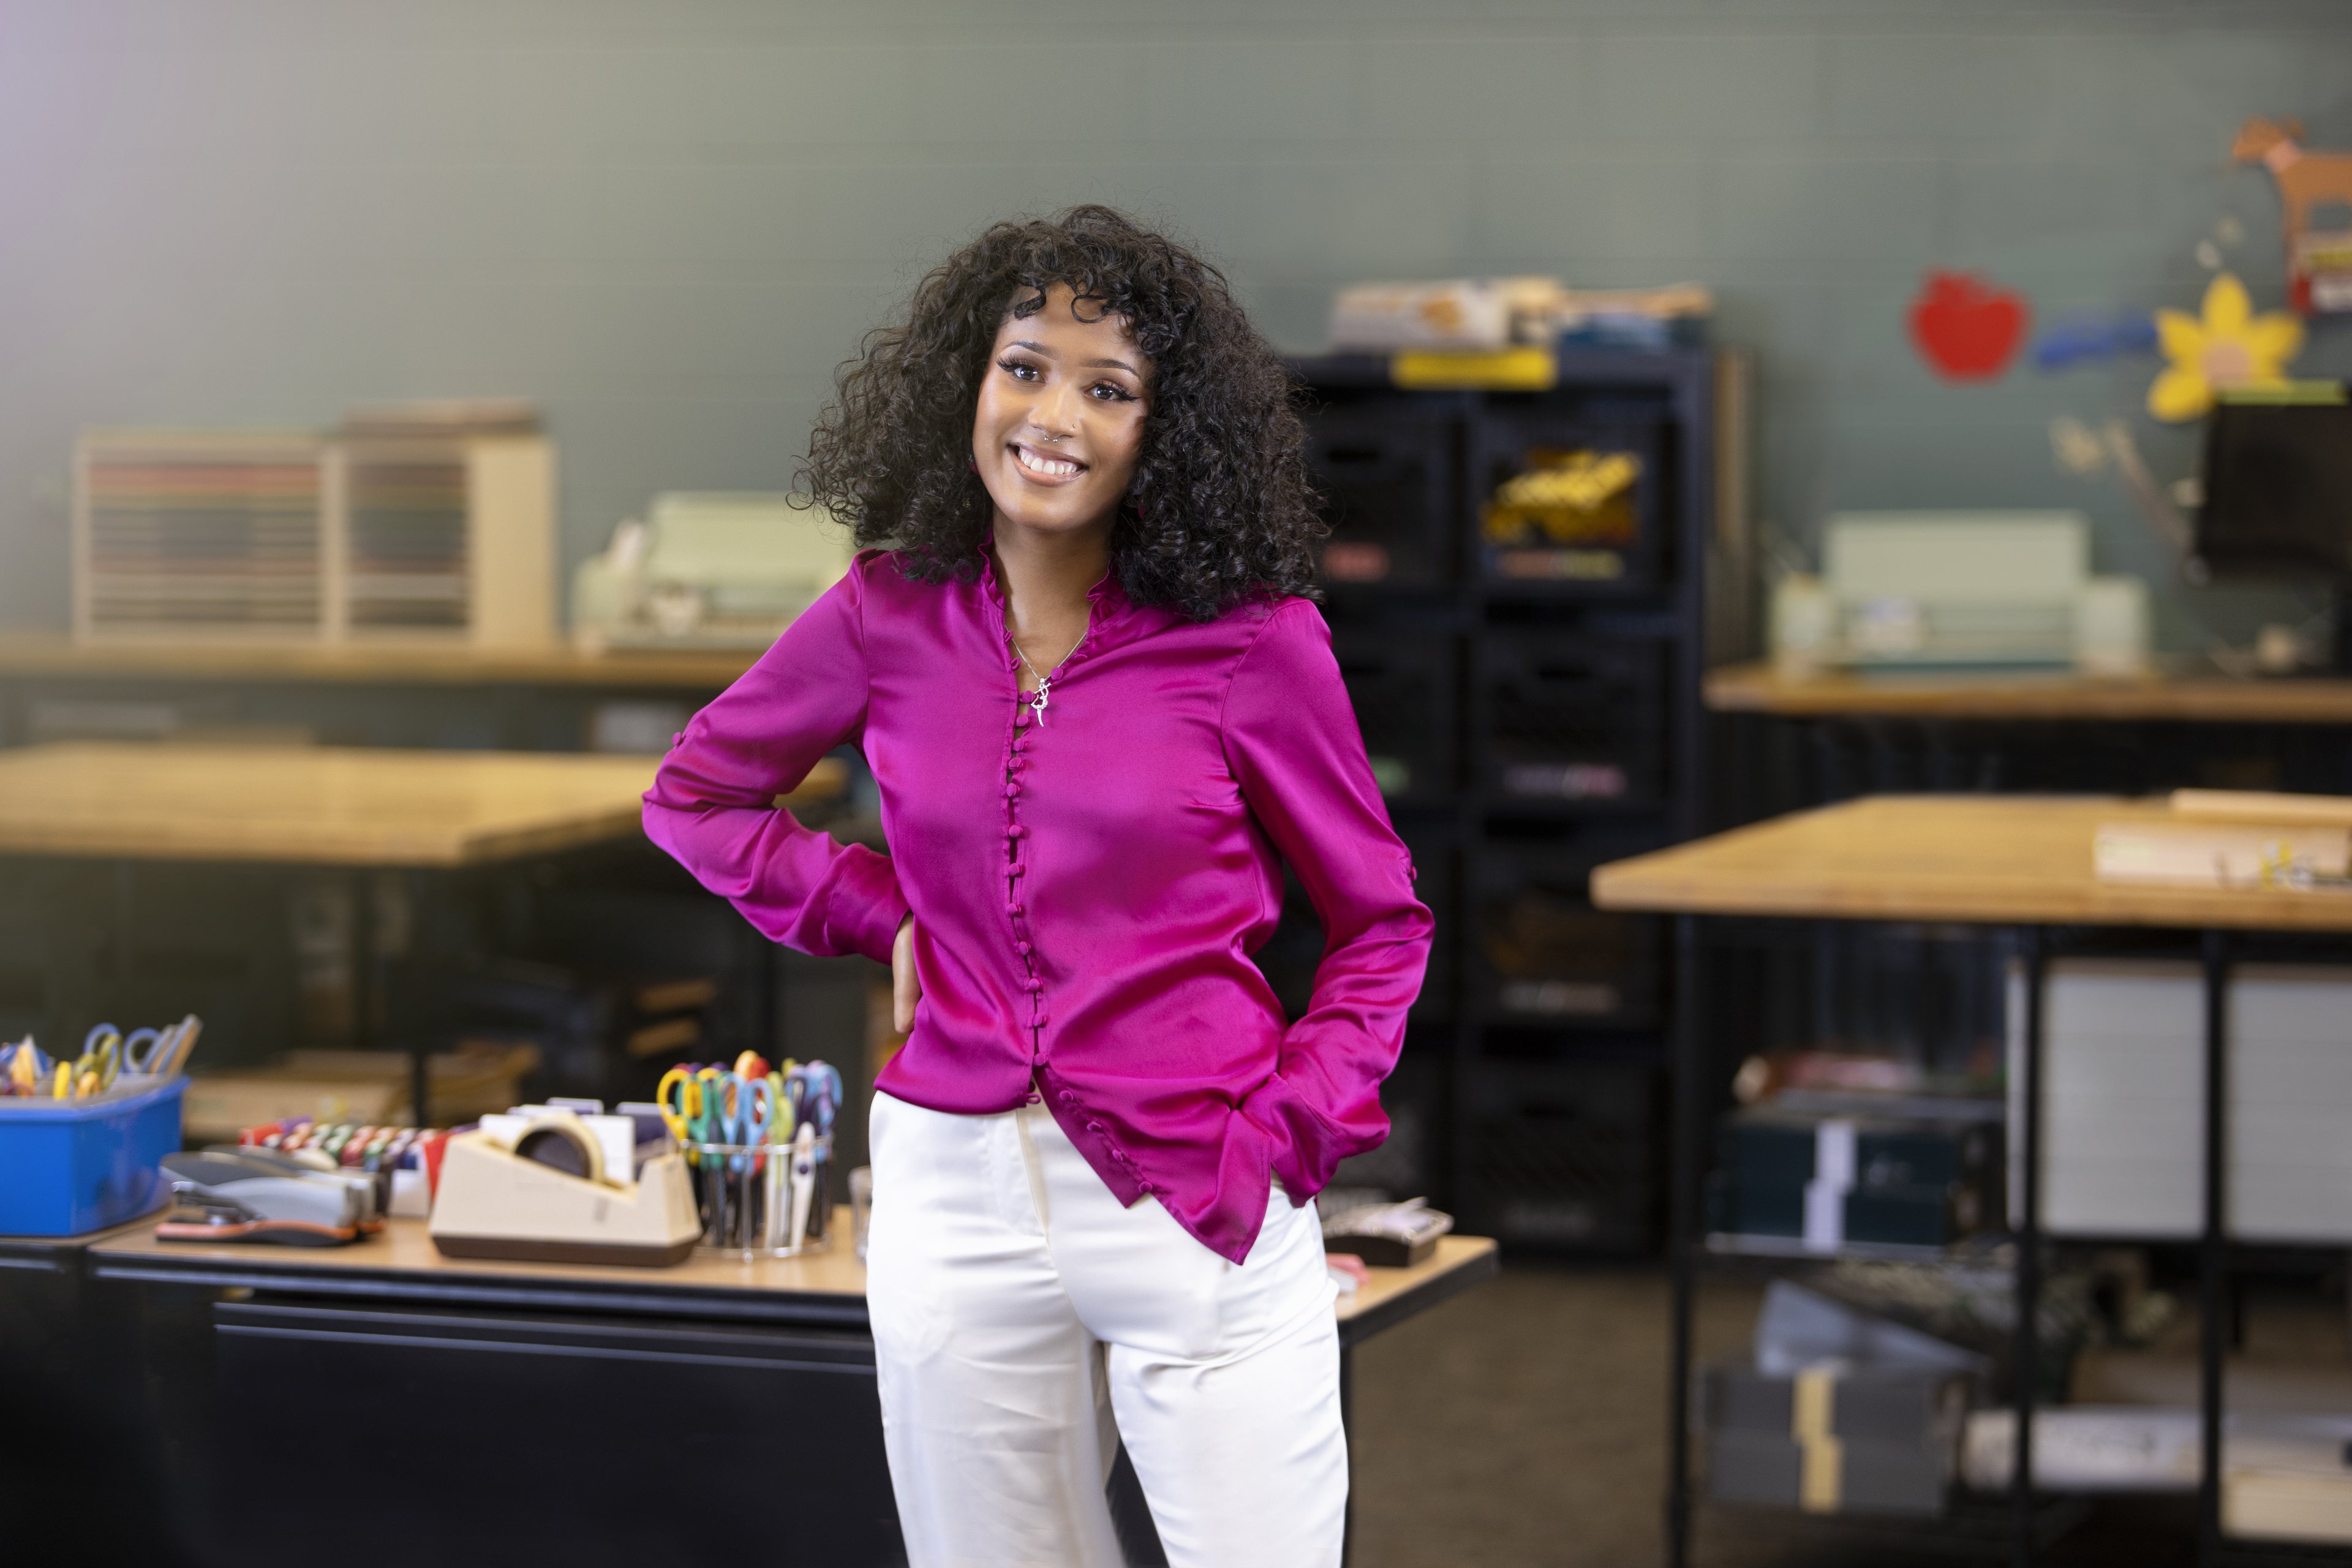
{"left": 683, "top": 1134, "right": 834, "bottom": 1259}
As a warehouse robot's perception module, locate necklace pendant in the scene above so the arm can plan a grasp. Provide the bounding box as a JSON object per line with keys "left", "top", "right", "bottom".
{"left": 1029, "top": 681, "right": 1050, "bottom": 726}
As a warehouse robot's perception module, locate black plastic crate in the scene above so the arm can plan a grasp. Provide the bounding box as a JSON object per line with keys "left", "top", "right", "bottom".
{"left": 1332, "top": 627, "right": 1457, "bottom": 804}
{"left": 1303, "top": 404, "right": 1458, "bottom": 589}
{"left": 1457, "top": 1060, "right": 1660, "bottom": 1251}
{"left": 1472, "top": 411, "right": 1668, "bottom": 594}
{"left": 1329, "top": 1048, "right": 1450, "bottom": 1204}
{"left": 1480, "top": 631, "right": 1667, "bottom": 807}
{"left": 1473, "top": 831, "right": 1665, "bottom": 1027}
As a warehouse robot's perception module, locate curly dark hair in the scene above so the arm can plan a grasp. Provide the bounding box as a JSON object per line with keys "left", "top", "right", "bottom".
{"left": 798, "top": 205, "right": 1322, "bottom": 622}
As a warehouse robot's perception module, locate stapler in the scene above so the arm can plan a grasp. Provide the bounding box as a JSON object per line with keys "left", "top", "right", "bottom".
{"left": 157, "top": 1147, "right": 383, "bottom": 1245}
{"left": 429, "top": 1109, "right": 701, "bottom": 1267}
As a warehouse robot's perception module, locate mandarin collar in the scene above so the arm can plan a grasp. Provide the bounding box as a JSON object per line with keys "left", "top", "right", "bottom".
{"left": 977, "top": 545, "right": 1147, "bottom": 676}
{"left": 976, "top": 545, "right": 1132, "bottom": 619}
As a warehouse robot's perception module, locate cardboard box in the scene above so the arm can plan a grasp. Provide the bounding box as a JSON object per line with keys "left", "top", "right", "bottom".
{"left": 1709, "top": 1109, "right": 2000, "bottom": 1252}
{"left": 1704, "top": 1361, "right": 1967, "bottom": 1517}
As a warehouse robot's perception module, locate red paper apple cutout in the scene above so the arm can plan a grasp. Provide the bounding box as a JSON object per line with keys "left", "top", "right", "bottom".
{"left": 1909, "top": 270, "right": 2029, "bottom": 380}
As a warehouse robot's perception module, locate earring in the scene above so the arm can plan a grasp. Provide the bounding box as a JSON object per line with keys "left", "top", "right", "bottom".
{"left": 968, "top": 454, "right": 979, "bottom": 472}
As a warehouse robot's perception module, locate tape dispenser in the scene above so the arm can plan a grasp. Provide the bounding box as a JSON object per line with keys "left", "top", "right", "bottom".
{"left": 429, "top": 1108, "right": 699, "bottom": 1267}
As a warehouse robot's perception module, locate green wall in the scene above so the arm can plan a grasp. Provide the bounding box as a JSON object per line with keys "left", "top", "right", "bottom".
{"left": 5, "top": 0, "right": 2350, "bottom": 650}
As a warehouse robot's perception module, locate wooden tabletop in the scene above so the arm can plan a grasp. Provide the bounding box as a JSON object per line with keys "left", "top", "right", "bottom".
{"left": 1705, "top": 660, "right": 2352, "bottom": 725}
{"left": 89, "top": 1213, "right": 1499, "bottom": 1341}
{"left": 0, "top": 631, "right": 760, "bottom": 690}
{"left": 0, "top": 1206, "right": 175, "bottom": 1257}
{"left": 92, "top": 1206, "right": 871, "bottom": 1295}
{"left": 1335, "top": 1234, "right": 1499, "bottom": 1343}
{"left": 0, "top": 742, "right": 662, "bottom": 866}
{"left": 1591, "top": 795, "right": 2352, "bottom": 932}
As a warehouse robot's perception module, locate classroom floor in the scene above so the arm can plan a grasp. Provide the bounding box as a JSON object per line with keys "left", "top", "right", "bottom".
{"left": 1346, "top": 1263, "right": 2347, "bottom": 1568}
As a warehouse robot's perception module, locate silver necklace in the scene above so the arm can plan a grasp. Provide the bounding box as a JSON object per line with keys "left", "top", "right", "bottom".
{"left": 1013, "top": 631, "right": 1084, "bottom": 726}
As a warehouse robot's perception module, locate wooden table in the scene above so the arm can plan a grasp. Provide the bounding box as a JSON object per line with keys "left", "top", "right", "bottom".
{"left": 1592, "top": 794, "right": 2352, "bottom": 933}
{"left": 87, "top": 1210, "right": 1496, "bottom": 1338}
{"left": 1705, "top": 660, "right": 2352, "bottom": 725}
{"left": 0, "top": 742, "right": 722, "bottom": 1119}
{"left": 0, "top": 631, "right": 764, "bottom": 755}
{"left": 0, "top": 630, "right": 760, "bottom": 690}
{"left": 1594, "top": 795, "right": 2352, "bottom": 1568}
{"left": 81, "top": 1212, "right": 1496, "bottom": 1567}
{"left": 0, "top": 741, "right": 663, "bottom": 867}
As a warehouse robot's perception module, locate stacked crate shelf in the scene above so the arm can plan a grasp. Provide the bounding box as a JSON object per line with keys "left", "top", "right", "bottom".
{"left": 1288, "top": 350, "right": 1712, "bottom": 1251}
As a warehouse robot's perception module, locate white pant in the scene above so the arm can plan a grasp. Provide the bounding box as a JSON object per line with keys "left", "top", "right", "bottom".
{"left": 865, "top": 1090, "right": 1346, "bottom": 1568}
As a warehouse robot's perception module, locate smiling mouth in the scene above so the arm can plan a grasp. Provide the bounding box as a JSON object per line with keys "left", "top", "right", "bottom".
{"left": 1011, "top": 442, "right": 1087, "bottom": 481}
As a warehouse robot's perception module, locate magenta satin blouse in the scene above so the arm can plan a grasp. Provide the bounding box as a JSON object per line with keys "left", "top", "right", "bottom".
{"left": 642, "top": 549, "right": 1433, "bottom": 1264}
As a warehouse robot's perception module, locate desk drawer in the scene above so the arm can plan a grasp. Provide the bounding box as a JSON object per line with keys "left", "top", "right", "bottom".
{"left": 213, "top": 1299, "right": 899, "bottom": 1566}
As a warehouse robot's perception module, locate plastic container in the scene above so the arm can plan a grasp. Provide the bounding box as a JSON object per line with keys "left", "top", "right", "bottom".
{"left": 0, "top": 1075, "right": 187, "bottom": 1236}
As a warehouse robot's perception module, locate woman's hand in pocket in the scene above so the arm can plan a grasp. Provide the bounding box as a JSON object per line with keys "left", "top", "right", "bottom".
{"left": 892, "top": 913, "right": 921, "bottom": 1035}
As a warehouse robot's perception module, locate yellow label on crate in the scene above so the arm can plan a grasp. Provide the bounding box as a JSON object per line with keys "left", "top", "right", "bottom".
{"left": 1390, "top": 346, "right": 1558, "bottom": 391}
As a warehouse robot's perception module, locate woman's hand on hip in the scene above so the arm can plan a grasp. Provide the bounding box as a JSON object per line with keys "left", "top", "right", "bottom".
{"left": 892, "top": 913, "right": 921, "bottom": 1035}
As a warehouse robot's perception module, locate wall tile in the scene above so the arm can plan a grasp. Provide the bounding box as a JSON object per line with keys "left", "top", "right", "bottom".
{"left": 1473, "top": 154, "right": 1708, "bottom": 263}
{"left": 1706, "top": 153, "right": 1941, "bottom": 266}
{"left": 2, "top": 0, "right": 2350, "bottom": 625}
{"left": 1586, "top": 32, "right": 1826, "bottom": 142}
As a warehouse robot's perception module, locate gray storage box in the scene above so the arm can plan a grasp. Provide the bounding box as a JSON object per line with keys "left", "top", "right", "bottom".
{"left": 1703, "top": 1360, "right": 1969, "bottom": 1517}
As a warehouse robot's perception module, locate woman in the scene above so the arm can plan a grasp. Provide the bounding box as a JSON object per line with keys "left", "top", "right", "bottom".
{"left": 643, "top": 205, "right": 1431, "bottom": 1568}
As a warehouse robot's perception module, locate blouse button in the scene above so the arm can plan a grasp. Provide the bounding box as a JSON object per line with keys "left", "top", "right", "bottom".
{"left": 1085, "top": 1121, "right": 1102, "bottom": 1133}
{"left": 1059, "top": 1091, "right": 1077, "bottom": 1104}
{"left": 1007, "top": 903, "right": 1024, "bottom": 918}
{"left": 1137, "top": 1180, "right": 1156, "bottom": 1194}
{"left": 1016, "top": 941, "right": 1032, "bottom": 955}
{"left": 1008, "top": 825, "right": 1027, "bottom": 839}
{"left": 1008, "top": 864, "right": 1025, "bottom": 878}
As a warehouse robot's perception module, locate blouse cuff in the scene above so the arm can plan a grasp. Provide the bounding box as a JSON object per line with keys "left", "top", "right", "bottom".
{"left": 1238, "top": 1070, "right": 1350, "bottom": 1201}
{"left": 824, "top": 846, "right": 911, "bottom": 967}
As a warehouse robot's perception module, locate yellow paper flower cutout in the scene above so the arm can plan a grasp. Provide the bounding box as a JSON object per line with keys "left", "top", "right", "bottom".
{"left": 2147, "top": 271, "right": 2304, "bottom": 422}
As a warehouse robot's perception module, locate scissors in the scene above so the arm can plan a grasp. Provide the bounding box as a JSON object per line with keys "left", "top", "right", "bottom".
{"left": 784, "top": 1061, "right": 842, "bottom": 1136}
{"left": 121, "top": 1015, "right": 200, "bottom": 1077}
{"left": 717, "top": 1071, "right": 774, "bottom": 1170}
{"left": 73, "top": 1025, "right": 122, "bottom": 1098}
{"left": 655, "top": 1065, "right": 708, "bottom": 1157}
{"left": 766, "top": 1071, "right": 796, "bottom": 1140}
{"left": 801, "top": 1061, "right": 843, "bottom": 1136}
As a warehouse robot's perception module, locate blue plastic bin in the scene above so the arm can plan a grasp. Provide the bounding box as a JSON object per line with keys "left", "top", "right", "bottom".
{"left": 0, "top": 1076, "right": 186, "bottom": 1236}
